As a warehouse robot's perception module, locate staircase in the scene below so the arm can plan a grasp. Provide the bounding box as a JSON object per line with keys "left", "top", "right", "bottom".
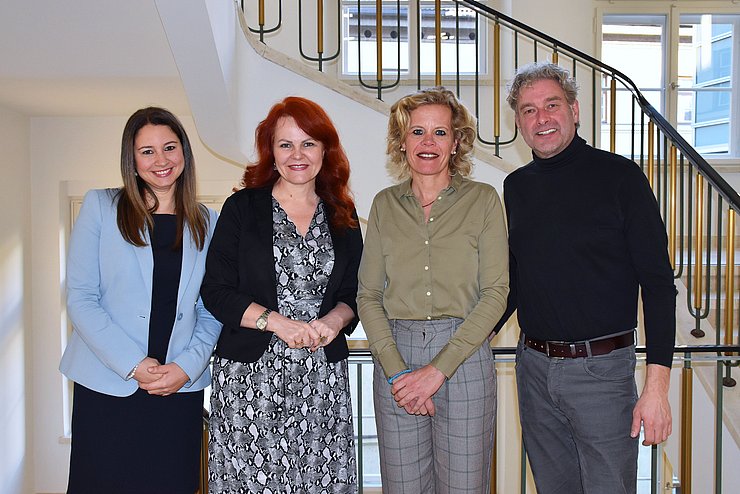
{"left": 154, "top": 1, "right": 740, "bottom": 492}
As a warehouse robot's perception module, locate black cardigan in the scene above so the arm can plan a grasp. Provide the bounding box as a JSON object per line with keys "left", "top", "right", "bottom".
{"left": 201, "top": 186, "right": 363, "bottom": 363}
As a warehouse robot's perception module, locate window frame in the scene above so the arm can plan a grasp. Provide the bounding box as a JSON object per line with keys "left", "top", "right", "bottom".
{"left": 339, "top": 0, "right": 490, "bottom": 84}
{"left": 596, "top": 2, "right": 740, "bottom": 164}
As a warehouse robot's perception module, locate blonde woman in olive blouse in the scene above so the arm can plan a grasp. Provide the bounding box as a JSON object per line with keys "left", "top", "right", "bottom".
{"left": 357, "top": 87, "right": 509, "bottom": 494}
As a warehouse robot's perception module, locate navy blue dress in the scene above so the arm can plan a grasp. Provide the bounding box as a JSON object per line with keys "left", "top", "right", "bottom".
{"left": 67, "top": 215, "right": 203, "bottom": 494}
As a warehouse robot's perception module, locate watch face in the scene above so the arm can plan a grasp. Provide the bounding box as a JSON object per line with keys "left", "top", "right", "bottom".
{"left": 256, "top": 317, "right": 267, "bottom": 330}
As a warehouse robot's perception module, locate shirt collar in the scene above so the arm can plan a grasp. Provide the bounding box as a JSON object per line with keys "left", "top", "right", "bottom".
{"left": 399, "top": 172, "right": 463, "bottom": 198}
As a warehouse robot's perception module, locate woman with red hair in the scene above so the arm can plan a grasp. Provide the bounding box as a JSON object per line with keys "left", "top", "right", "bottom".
{"left": 202, "top": 96, "right": 362, "bottom": 493}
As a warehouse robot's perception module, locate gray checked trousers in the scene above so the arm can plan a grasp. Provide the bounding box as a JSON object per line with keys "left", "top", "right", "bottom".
{"left": 373, "top": 318, "right": 497, "bottom": 494}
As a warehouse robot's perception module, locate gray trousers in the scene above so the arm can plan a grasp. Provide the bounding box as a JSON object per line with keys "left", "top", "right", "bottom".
{"left": 373, "top": 318, "right": 497, "bottom": 494}
{"left": 516, "top": 339, "right": 639, "bottom": 494}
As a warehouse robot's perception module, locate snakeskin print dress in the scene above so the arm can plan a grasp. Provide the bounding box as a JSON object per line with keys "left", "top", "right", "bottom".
{"left": 208, "top": 199, "right": 357, "bottom": 494}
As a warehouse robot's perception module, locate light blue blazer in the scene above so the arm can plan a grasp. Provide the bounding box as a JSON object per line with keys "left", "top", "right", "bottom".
{"left": 60, "top": 188, "right": 222, "bottom": 397}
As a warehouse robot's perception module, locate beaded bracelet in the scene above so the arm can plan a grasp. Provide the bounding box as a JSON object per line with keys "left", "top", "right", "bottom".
{"left": 125, "top": 362, "right": 140, "bottom": 381}
{"left": 387, "top": 369, "right": 411, "bottom": 385}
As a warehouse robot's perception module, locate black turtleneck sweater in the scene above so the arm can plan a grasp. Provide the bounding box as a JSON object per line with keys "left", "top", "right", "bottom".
{"left": 496, "top": 135, "right": 676, "bottom": 367}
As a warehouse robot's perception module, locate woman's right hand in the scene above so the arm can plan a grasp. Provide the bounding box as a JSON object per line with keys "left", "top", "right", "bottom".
{"left": 133, "top": 356, "right": 162, "bottom": 385}
{"left": 392, "top": 365, "right": 446, "bottom": 416}
{"left": 269, "top": 312, "right": 320, "bottom": 349}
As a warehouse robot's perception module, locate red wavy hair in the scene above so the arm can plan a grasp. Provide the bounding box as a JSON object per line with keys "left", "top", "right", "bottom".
{"left": 241, "top": 96, "right": 357, "bottom": 230}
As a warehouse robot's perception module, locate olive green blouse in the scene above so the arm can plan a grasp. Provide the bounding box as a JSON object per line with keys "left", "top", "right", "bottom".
{"left": 357, "top": 173, "right": 509, "bottom": 379}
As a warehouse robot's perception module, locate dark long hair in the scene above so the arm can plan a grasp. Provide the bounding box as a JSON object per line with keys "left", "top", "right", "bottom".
{"left": 241, "top": 96, "right": 357, "bottom": 230}
{"left": 117, "top": 107, "right": 209, "bottom": 249}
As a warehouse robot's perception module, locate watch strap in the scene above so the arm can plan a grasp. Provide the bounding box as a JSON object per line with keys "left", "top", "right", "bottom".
{"left": 256, "top": 308, "right": 272, "bottom": 331}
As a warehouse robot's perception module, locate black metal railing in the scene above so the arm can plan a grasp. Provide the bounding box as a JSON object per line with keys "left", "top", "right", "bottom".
{"left": 199, "top": 344, "right": 740, "bottom": 493}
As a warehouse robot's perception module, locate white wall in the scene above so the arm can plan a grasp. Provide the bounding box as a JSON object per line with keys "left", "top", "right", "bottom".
{"left": 0, "top": 105, "right": 32, "bottom": 494}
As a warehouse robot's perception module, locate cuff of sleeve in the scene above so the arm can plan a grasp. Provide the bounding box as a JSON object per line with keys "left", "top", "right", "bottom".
{"left": 172, "top": 356, "right": 198, "bottom": 387}
{"left": 122, "top": 354, "right": 146, "bottom": 380}
{"left": 225, "top": 298, "right": 252, "bottom": 330}
{"left": 430, "top": 350, "right": 464, "bottom": 379}
{"left": 646, "top": 346, "right": 675, "bottom": 368}
{"left": 125, "top": 362, "right": 140, "bottom": 381}
{"left": 375, "top": 349, "right": 408, "bottom": 380}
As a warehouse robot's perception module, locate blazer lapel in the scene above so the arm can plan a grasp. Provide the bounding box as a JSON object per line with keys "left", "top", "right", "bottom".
{"left": 255, "top": 189, "right": 279, "bottom": 305}
{"left": 326, "top": 219, "right": 346, "bottom": 291}
{"left": 134, "top": 229, "right": 154, "bottom": 300}
{"left": 177, "top": 225, "right": 197, "bottom": 307}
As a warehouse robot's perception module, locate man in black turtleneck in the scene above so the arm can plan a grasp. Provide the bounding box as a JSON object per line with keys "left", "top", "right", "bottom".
{"left": 495, "top": 62, "right": 676, "bottom": 494}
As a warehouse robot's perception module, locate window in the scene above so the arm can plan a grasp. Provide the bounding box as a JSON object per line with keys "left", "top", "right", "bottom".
{"left": 601, "top": 11, "right": 739, "bottom": 159}
{"left": 341, "top": 0, "right": 485, "bottom": 78}
{"left": 600, "top": 15, "right": 666, "bottom": 155}
{"left": 679, "top": 15, "right": 736, "bottom": 155}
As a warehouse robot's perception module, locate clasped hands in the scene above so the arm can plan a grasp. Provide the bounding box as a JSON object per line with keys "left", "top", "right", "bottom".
{"left": 390, "top": 364, "right": 446, "bottom": 417}
{"left": 272, "top": 313, "right": 341, "bottom": 351}
{"left": 134, "top": 356, "right": 189, "bottom": 396}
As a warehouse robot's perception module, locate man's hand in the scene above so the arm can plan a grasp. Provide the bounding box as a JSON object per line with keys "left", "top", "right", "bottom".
{"left": 631, "top": 364, "right": 672, "bottom": 445}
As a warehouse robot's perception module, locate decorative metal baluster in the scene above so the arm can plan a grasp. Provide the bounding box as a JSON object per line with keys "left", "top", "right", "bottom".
{"left": 693, "top": 174, "right": 705, "bottom": 335}
{"left": 355, "top": 362, "right": 364, "bottom": 491}
{"left": 724, "top": 205, "right": 738, "bottom": 387}
{"left": 493, "top": 22, "right": 501, "bottom": 154}
{"left": 676, "top": 154, "right": 686, "bottom": 278}
{"left": 702, "top": 185, "right": 714, "bottom": 331}
{"left": 631, "top": 96, "right": 636, "bottom": 163}
{"left": 455, "top": 2, "right": 460, "bottom": 96}
{"left": 714, "top": 196, "right": 724, "bottom": 493}
{"left": 609, "top": 76, "right": 616, "bottom": 153}
{"left": 298, "top": 0, "right": 341, "bottom": 72}
{"left": 669, "top": 145, "right": 677, "bottom": 268}
{"left": 680, "top": 352, "right": 693, "bottom": 494}
{"left": 716, "top": 349, "right": 725, "bottom": 493}
{"left": 416, "top": 0, "right": 421, "bottom": 90}
{"left": 647, "top": 120, "right": 655, "bottom": 190}
{"left": 639, "top": 106, "right": 645, "bottom": 172}
{"left": 434, "top": 0, "right": 441, "bottom": 86}
{"left": 245, "top": 0, "right": 283, "bottom": 43}
{"left": 662, "top": 135, "right": 669, "bottom": 222}
{"left": 375, "top": 0, "right": 382, "bottom": 93}
{"left": 592, "top": 67, "right": 597, "bottom": 145}
{"left": 475, "top": 20, "right": 517, "bottom": 153}
{"left": 356, "top": 0, "right": 402, "bottom": 99}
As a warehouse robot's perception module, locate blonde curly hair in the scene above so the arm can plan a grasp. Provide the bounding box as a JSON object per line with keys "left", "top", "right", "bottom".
{"left": 386, "top": 87, "right": 477, "bottom": 181}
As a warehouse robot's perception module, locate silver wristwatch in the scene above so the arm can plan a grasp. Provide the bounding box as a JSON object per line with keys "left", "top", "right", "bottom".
{"left": 256, "top": 308, "right": 272, "bottom": 331}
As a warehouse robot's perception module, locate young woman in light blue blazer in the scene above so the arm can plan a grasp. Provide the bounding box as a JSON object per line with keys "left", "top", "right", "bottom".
{"left": 60, "top": 107, "right": 221, "bottom": 494}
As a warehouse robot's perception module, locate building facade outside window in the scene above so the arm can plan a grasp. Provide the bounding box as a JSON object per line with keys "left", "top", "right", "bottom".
{"left": 600, "top": 10, "right": 738, "bottom": 160}
{"left": 341, "top": 0, "right": 485, "bottom": 78}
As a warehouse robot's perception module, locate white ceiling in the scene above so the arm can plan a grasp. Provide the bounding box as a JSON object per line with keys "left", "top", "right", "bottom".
{"left": 0, "top": 0, "right": 190, "bottom": 116}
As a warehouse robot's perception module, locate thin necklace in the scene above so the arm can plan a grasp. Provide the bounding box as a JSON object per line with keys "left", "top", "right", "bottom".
{"left": 421, "top": 199, "right": 435, "bottom": 208}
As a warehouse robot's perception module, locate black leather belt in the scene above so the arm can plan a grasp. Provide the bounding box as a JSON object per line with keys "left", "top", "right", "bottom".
{"left": 523, "top": 332, "right": 634, "bottom": 359}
